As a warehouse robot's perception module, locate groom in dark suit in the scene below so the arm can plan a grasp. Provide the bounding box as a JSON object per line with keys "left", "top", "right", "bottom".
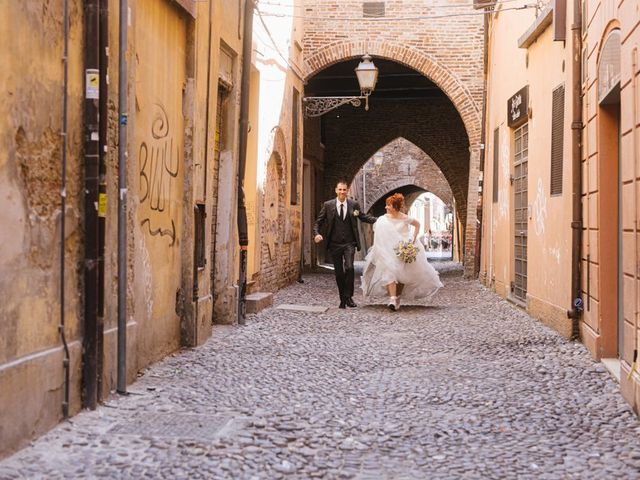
{"left": 313, "top": 180, "right": 377, "bottom": 308}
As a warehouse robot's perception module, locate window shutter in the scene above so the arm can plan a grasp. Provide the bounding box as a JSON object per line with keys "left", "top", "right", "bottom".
{"left": 291, "top": 88, "right": 300, "bottom": 205}
{"left": 550, "top": 85, "right": 565, "bottom": 195}
{"left": 363, "top": 2, "right": 385, "bottom": 17}
{"left": 195, "top": 204, "right": 206, "bottom": 269}
{"left": 492, "top": 128, "right": 499, "bottom": 203}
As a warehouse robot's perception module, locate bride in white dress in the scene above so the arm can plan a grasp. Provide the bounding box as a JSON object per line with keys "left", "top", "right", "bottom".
{"left": 361, "top": 193, "right": 443, "bottom": 310}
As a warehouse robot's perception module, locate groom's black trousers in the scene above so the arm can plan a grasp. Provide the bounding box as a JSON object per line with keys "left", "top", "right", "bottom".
{"left": 329, "top": 243, "right": 356, "bottom": 299}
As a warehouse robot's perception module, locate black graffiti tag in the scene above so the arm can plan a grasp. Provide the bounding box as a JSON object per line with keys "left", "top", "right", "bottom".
{"left": 139, "top": 103, "right": 179, "bottom": 246}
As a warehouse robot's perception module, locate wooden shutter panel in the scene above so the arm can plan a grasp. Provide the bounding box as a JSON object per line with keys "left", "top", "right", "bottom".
{"left": 492, "top": 128, "right": 499, "bottom": 203}
{"left": 550, "top": 85, "right": 565, "bottom": 195}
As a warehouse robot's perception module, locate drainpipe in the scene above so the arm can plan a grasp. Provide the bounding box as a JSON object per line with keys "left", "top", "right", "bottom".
{"left": 568, "top": 0, "right": 584, "bottom": 333}
{"left": 631, "top": 48, "right": 639, "bottom": 379}
{"left": 59, "top": 0, "right": 71, "bottom": 419}
{"left": 82, "top": 0, "right": 100, "bottom": 410}
{"left": 117, "top": 0, "right": 129, "bottom": 394}
{"left": 96, "top": 0, "right": 109, "bottom": 402}
{"left": 475, "top": 9, "right": 490, "bottom": 277}
{"left": 237, "top": 0, "right": 255, "bottom": 325}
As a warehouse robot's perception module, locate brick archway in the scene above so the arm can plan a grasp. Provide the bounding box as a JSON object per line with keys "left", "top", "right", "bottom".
{"left": 304, "top": 41, "right": 481, "bottom": 145}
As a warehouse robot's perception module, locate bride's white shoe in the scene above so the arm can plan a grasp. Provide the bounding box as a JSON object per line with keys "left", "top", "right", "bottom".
{"left": 395, "top": 296, "right": 401, "bottom": 311}
{"left": 387, "top": 296, "right": 398, "bottom": 311}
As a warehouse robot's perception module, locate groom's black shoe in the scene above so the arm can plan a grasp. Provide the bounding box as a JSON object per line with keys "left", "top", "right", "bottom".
{"left": 339, "top": 298, "right": 347, "bottom": 309}
{"left": 345, "top": 297, "right": 357, "bottom": 308}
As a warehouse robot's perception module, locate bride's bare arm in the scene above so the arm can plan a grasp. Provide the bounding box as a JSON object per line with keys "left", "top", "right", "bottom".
{"left": 409, "top": 218, "right": 420, "bottom": 243}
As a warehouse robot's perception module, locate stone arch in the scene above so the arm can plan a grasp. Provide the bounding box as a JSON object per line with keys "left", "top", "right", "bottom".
{"left": 304, "top": 41, "right": 481, "bottom": 145}
{"left": 261, "top": 148, "right": 286, "bottom": 279}
{"left": 354, "top": 137, "right": 455, "bottom": 213}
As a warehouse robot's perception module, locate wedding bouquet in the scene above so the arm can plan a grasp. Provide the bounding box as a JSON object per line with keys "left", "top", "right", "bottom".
{"left": 394, "top": 240, "right": 418, "bottom": 263}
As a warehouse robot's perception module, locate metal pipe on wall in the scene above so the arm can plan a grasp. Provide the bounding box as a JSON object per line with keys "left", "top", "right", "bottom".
{"left": 96, "top": 0, "right": 109, "bottom": 403}
{"left": 236, "top": 0, "right": 255, "bottom": 325}
{"left": 630, "top": 48, "right": 639, "bottom": 379}
{"left": 117, "top": 0, "right": 129, "bottom": 394}
{"left": 82, "top": 0, "right": 101, "bottom": 410}
{"left": 568, "top": 0, "right": 584, "bottom": 331}
{"left": 475, "top": 8, "right": 490, "bottom": 278}
{"left": 59, "top": 0, "right": 71, "bottom": 419}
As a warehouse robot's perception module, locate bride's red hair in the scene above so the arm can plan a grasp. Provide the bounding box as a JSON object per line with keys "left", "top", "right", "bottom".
{"left": 385, "top": 193, "right": 405, "bottom": 211}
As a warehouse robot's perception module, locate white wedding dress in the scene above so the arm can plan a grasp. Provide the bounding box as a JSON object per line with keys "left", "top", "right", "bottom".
{"left": 361, "top": 214, "right": 443, "bottom": 300}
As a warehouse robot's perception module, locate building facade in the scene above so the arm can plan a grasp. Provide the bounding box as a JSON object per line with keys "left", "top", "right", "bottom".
{"left": 582, "top": 0, "right": 640, "bottom": 409}
{"left": 480, "top": 0, "right": 577, "bottom": 335}
{"left": 481, "top": 0, "right": 640, "bottom": 412}
{"left": 0, "top": 0, "right": 271, "bottom": 456}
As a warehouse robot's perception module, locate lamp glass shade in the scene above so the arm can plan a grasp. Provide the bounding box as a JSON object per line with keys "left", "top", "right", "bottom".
{"left": 355, "top": 55, "right": 378, "bottom": 93}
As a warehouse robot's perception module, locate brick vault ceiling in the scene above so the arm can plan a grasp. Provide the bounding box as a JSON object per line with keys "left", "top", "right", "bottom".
{"left": 306, "top": 58, "right": 446, "bottom": 100}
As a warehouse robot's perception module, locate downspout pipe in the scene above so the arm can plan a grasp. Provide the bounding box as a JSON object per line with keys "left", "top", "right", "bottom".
{"left": 82, "top": 0, "right": 101, "bottom": 410}
{"left": 117, "top": 0, "right": 129, "bottom": 394}
{"left": 237, "top": 0, "right": 255, "bottom": 325}
{"left": 475, "top": 8, "right": 490, "bottom": 277}
{"left": 568, "top": 0, "right": 584, "bottom": 333}
{"left": 96, "top": 0, "right": 108, "bottom": 403}
{"left": 59, "top": 0, "right": 71, "bottom": 419}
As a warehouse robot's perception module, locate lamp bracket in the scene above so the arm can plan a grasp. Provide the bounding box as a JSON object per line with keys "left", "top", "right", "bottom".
{"left": 302, "top": 95, "right": 369, "bottom": 118}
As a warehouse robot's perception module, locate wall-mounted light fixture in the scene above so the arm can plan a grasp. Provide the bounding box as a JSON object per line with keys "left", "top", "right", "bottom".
{"left": 303, "top": 55, "right": 379, "bottom": 118}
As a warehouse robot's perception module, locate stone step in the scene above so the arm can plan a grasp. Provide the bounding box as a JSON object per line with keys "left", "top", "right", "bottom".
{"left": 245, "top": 292, "right": 273, "bottom": 314}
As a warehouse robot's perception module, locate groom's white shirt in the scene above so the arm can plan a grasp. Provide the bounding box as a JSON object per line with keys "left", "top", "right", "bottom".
{"left": 336, "top": 199, "right": 347, "bottom": 220}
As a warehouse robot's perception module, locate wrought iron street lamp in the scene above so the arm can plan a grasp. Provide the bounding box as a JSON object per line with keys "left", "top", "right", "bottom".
{"left": 303, "top": 54, "right": 379, "bottom": 118}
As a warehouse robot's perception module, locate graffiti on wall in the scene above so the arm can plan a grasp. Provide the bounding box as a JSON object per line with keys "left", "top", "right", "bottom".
{"left": 138, "top": 103, "right": 179, "bottom": 246}
{"left": 498, "top": 131, "right": 509, "bottom": 218}
{"left": 533, "top": 178, "right": 547, "bottom": 236}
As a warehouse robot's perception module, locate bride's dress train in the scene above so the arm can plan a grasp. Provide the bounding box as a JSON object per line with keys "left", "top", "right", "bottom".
{"left": 361, "top": 215, "right": 443, "bottom": 300}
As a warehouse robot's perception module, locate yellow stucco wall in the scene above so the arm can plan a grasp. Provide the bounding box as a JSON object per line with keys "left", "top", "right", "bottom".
{"left": 481, "top": 2, "right": 574, "bottom": 335}
{"left": 0, "top": 0, "right": 250, "bottom": 456}
{"left": 0, "top": 0, "right": 85, "bottom": 455}
{"left": 131, "top": 0, "right": 187, "bottom": 367}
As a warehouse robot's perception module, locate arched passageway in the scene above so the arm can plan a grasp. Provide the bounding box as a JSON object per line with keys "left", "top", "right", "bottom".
{"left": 303, "top": 58, "right": 477, "bottom": 272}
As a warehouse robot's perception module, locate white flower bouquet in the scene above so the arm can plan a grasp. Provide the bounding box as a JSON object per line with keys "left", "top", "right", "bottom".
{"left": 394, "top": 240, "right": 418, "bottom": 263}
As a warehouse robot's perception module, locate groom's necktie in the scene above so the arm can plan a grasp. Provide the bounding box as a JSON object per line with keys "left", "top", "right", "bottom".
{"left": 340, "top": 203, "right": 344, "bottom": 220}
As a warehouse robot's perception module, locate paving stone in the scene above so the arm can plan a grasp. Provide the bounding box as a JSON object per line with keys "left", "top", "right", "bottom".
{"left": 1, "top": 273, "right": 639, "bottom": 478}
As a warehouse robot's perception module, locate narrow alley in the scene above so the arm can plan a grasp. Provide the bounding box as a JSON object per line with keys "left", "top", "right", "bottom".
{"left": 1, "top": 270, "right": 639, "bottom": 479}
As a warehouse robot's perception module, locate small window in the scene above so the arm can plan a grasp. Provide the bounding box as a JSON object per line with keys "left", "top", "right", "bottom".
{"left": 550, "top": 85, "right": 565, "bottom": 196}
{"left": 492, "top": 128, "right": 500, "bottom": 203}
{"left": 195, "top": 204, "right": 206, "bottom": 269}
{"left": 363, "top": 2, "right": 385, "bottom": 17}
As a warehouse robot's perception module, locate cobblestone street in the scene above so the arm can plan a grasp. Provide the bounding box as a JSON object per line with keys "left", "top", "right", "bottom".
{"left": 2, "top": 270, "right": 640, "bottom": 479}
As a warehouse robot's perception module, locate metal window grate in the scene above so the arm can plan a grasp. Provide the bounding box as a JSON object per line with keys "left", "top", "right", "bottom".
{"left": 513, "top": 123, "right": 528, "bottom": 301}
{"left": 363, "top": 2, "right": 385, "bottom": 17}
{"left": 550, "top": 85, "right": 565, "bottom": 195}
{"left": 492, "top": 128, "right": 500, "bottom": 203}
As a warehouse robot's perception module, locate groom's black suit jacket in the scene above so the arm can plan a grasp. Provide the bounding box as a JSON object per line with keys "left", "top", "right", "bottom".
{"left": 313, "top": 198, "right": 377, "bottom": 252}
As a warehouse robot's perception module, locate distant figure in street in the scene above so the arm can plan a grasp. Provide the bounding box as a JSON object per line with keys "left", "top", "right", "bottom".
{"left": 314, "top": 180, "right": 377, "bottom": 309}
{"left": 361, "top": 193, "right": 442, "bottom": 311}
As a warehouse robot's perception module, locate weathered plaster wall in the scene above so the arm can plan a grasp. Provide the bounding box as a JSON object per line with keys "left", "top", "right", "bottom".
{"left": 0, "top": 0, "right": 84, "bottom": 456}
{"left": 250, "top": 2, "right": 305, "bottom": 292}
{"left": 130, "top": 0, "right": 187, "bottom": 367}
{"left": 480, "top": 2, "right": 574, "bottom": 336}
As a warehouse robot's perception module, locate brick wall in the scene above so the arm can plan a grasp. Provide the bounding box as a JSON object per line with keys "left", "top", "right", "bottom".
{"left": 303, "top": 1, "right": 484, "bottom": 273}
{"left": 351, "top": 137, "right": 454, "bottom": 212}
